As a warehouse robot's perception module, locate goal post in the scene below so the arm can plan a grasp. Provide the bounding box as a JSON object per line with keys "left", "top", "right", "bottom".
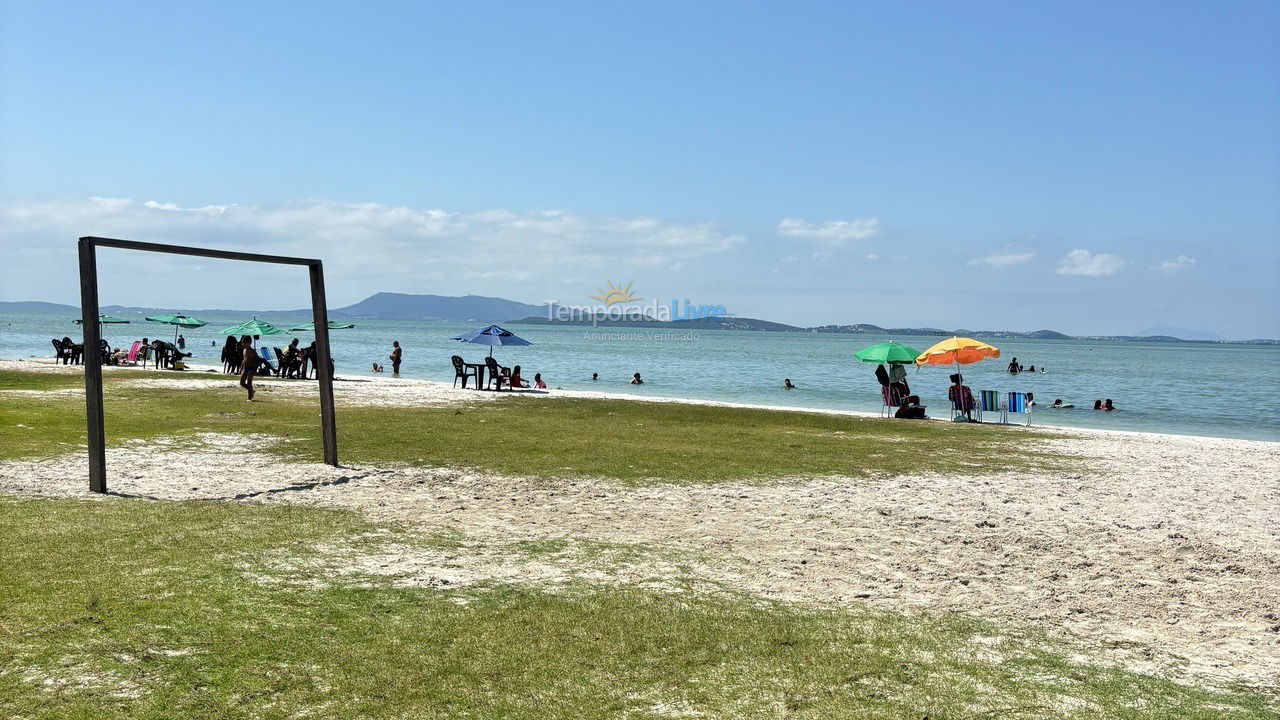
{"left": 77, "top": 236, "right": 339, "bottom": 493}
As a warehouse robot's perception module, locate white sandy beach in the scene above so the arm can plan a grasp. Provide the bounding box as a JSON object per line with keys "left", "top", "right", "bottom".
{"left": 1, "top": 357, "right": 1277, "bottom": 690}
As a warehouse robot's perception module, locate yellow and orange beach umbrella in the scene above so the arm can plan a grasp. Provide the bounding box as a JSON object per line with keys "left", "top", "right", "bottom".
{"left": 914, "top": 337, "right": 1001, "bottom": 367}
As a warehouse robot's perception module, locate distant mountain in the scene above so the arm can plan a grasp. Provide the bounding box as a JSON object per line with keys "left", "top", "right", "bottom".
{"left": 808, "top": 324, "right": 1072, "bottom": 340}
{"left": 0, "top": 301, "right": 79, "bottom": 313}
{"left": 4, "top": 296, "right": 1273, "bottom": 343}
{"left": 513, "top": 315, "right": 803, "bottom": 331}
{"left": 1139, "top": 324, "right": 1225, "bottom": 342}
{"left": 332, "top": 292, "right": 547, "bottom": 322}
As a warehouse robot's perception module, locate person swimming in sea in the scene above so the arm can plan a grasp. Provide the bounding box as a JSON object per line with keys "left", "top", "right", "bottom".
{"left": 630, "top": 372, "right": 643, "bottom": 384}
{"left": 1049, "top": 398, "right": 1074, "bottom": 409}
{"left": 784, "top": 378, "right": 795, "bottom": 389}
{"left": 1104, "top": 398, "right": 1115, "bottom": 411}
{"left": 592, "top": 372, "right": 599, "bottom": 381}
{"left": 1093, "top": 400, "right": 1103, "bottom": 410}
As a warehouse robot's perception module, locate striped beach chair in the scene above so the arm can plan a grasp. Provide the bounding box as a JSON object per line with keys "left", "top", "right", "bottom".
{"left": 1006, "top": 392, "right": 1033, "bottom": 426}
{"left": 880, "top": 385, "right": 898, "bottom": 418}
{"left": 977, "top": 389, "right": 1005, "bottom": 424}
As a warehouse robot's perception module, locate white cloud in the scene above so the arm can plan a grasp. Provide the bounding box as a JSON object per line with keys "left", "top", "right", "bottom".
{"left": 967, "top": 244, "right": 1035, "bottom": 268}
{"left": 1055, "top": 249, "right": 1127, "bottom": 277}
{"left": 865, "top": 253, "right": 880, "bottom": 261}
{"left": 0, "top": 197, "right": 743, "bottom": 304}
{"left": 1156, "top": 254, "right": 1196, "bottom": 273}
{"left": 776, "top": 217, "right": 880, "bottom": 246}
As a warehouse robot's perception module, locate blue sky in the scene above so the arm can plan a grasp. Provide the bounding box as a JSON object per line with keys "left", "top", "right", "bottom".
{"left": 2, "top": 1, "right": 1277, "bottom": 338}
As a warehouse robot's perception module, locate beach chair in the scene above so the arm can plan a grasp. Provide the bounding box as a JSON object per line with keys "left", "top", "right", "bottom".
{"left": 484, "top": 356, "right": 510, "bottom": 391}
{"left": 1006, "top": 392, "right": 1033, "bottom": 426}
{"left": 949, "top": 386, "right": 975, "bottom": 422}
{"left": 977, "top": 390, "right": 1005, "bottom": 424}
{"left": 124, "top": 341, "right": 142, "bottom": 365}
{"left": 51, "top": 339, "right": 68, "bottom": 364}
{"left": 880, "top": 385, "right": 899, "bottom": 418}
{"left": 257, "top": 346, "right": 276, "bottom": 375}
{"left": 451, "top": 355, "right": 480, "bottom": 389}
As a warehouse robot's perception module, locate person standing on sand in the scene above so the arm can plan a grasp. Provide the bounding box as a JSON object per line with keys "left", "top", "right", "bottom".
{"left": 177, "top": 334, "right": 185, "bottom": 349}
{"left": 389, "top": 341, "right": 402, "bottom": 374}
{"left": 239, "top": 336, "right": 259, "bottom": 401}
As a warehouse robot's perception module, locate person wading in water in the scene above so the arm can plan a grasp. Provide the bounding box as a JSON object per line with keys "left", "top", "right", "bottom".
{"left": 239, "top": 336, "right": 259, "bottom": 401}
{"left": 389, "top": 341, "right": 402, "bottom": 375}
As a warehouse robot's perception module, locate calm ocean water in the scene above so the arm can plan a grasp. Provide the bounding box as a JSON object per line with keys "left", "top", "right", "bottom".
{"left": 3, "top": 309, "right": 1278, "bottom": 442}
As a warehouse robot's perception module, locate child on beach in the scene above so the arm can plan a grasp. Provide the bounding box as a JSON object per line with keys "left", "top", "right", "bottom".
{"left": 239, "top": 336, "right": 258, "bottom": 401}
{"left": 509, "top": 365, "right": 529, "bottom": 388}
{"left": 534, "top": 372, "right": 546, "bottom": 389}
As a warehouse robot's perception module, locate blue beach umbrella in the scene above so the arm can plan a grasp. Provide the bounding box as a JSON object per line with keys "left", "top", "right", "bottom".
{"left": 451, "top": 324, "right": 532, "bottom": 357}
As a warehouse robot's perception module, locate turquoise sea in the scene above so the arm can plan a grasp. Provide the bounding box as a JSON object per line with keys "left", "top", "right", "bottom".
{"left": 3, "top": 309, "right": 1278, "bottom": 442}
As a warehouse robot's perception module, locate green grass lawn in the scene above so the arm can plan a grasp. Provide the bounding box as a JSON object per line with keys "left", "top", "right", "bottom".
{"left": 1, "top": 496, "right": 1272, "bottom": 719}
{"left": 0, "top": 368, "right": 1063, "bottom": 483}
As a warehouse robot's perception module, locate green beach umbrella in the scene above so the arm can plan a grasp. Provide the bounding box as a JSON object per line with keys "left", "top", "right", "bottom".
{"left": 74, "top": 313, "right": 131, "bottom": 325}
{"left": 288, "top": 321, "right": 355, "bottom": 331}
{"left": 219, "top": 317, "right": 285, "bottom": 339}
{"left": 145, "top": 313, "right": 207, "bottom": 343}
{"left": 854, "top": 341, "right": 922, "bottom": 365}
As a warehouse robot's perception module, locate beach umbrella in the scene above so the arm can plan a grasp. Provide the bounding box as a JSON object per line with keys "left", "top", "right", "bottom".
{"left": 145, "top": 313, "right": 207, "bottom": 343}
{"left": 914, "top": 336, "right": 1001, "bottom": 367}
{"left": 74, "top": 314, "right": 131, "bottom": 325}
{"left": 74, "top": 314, "right": 131, "bottom": 349}
{"left": 854, "top": 341, "right": 921, "bottom": 366}
{"left": 289, "top": 321, "right": 356, "bottom": 331}
{"left": 219, "top": 317, "right": 285, "bottom": 339}
{"left": 451, "top": 324, "right": 532, "bottom": 357}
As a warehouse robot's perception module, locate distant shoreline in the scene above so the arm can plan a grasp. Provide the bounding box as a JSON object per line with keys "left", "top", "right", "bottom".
{"left": 3, "top": 299, "right": 1275, "bottom": 345}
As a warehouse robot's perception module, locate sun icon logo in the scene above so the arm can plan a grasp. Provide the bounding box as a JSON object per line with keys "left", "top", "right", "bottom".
{"left": 589, "top": 281, "right": 641, "bottom": 305}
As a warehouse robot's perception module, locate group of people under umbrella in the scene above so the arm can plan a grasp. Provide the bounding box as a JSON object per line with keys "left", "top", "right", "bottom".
{"left": 856, "top": 336, "right": 1002, "bottom": 421}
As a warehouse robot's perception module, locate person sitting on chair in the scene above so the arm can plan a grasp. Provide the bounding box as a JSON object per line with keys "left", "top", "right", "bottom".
{"left": 948, "top": 373, "right": 976, "bottom": 421}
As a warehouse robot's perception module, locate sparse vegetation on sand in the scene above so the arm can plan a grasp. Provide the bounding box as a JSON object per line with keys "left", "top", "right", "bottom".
{"left": 1, "top": 496, "right": 1273, "bottom": 719}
